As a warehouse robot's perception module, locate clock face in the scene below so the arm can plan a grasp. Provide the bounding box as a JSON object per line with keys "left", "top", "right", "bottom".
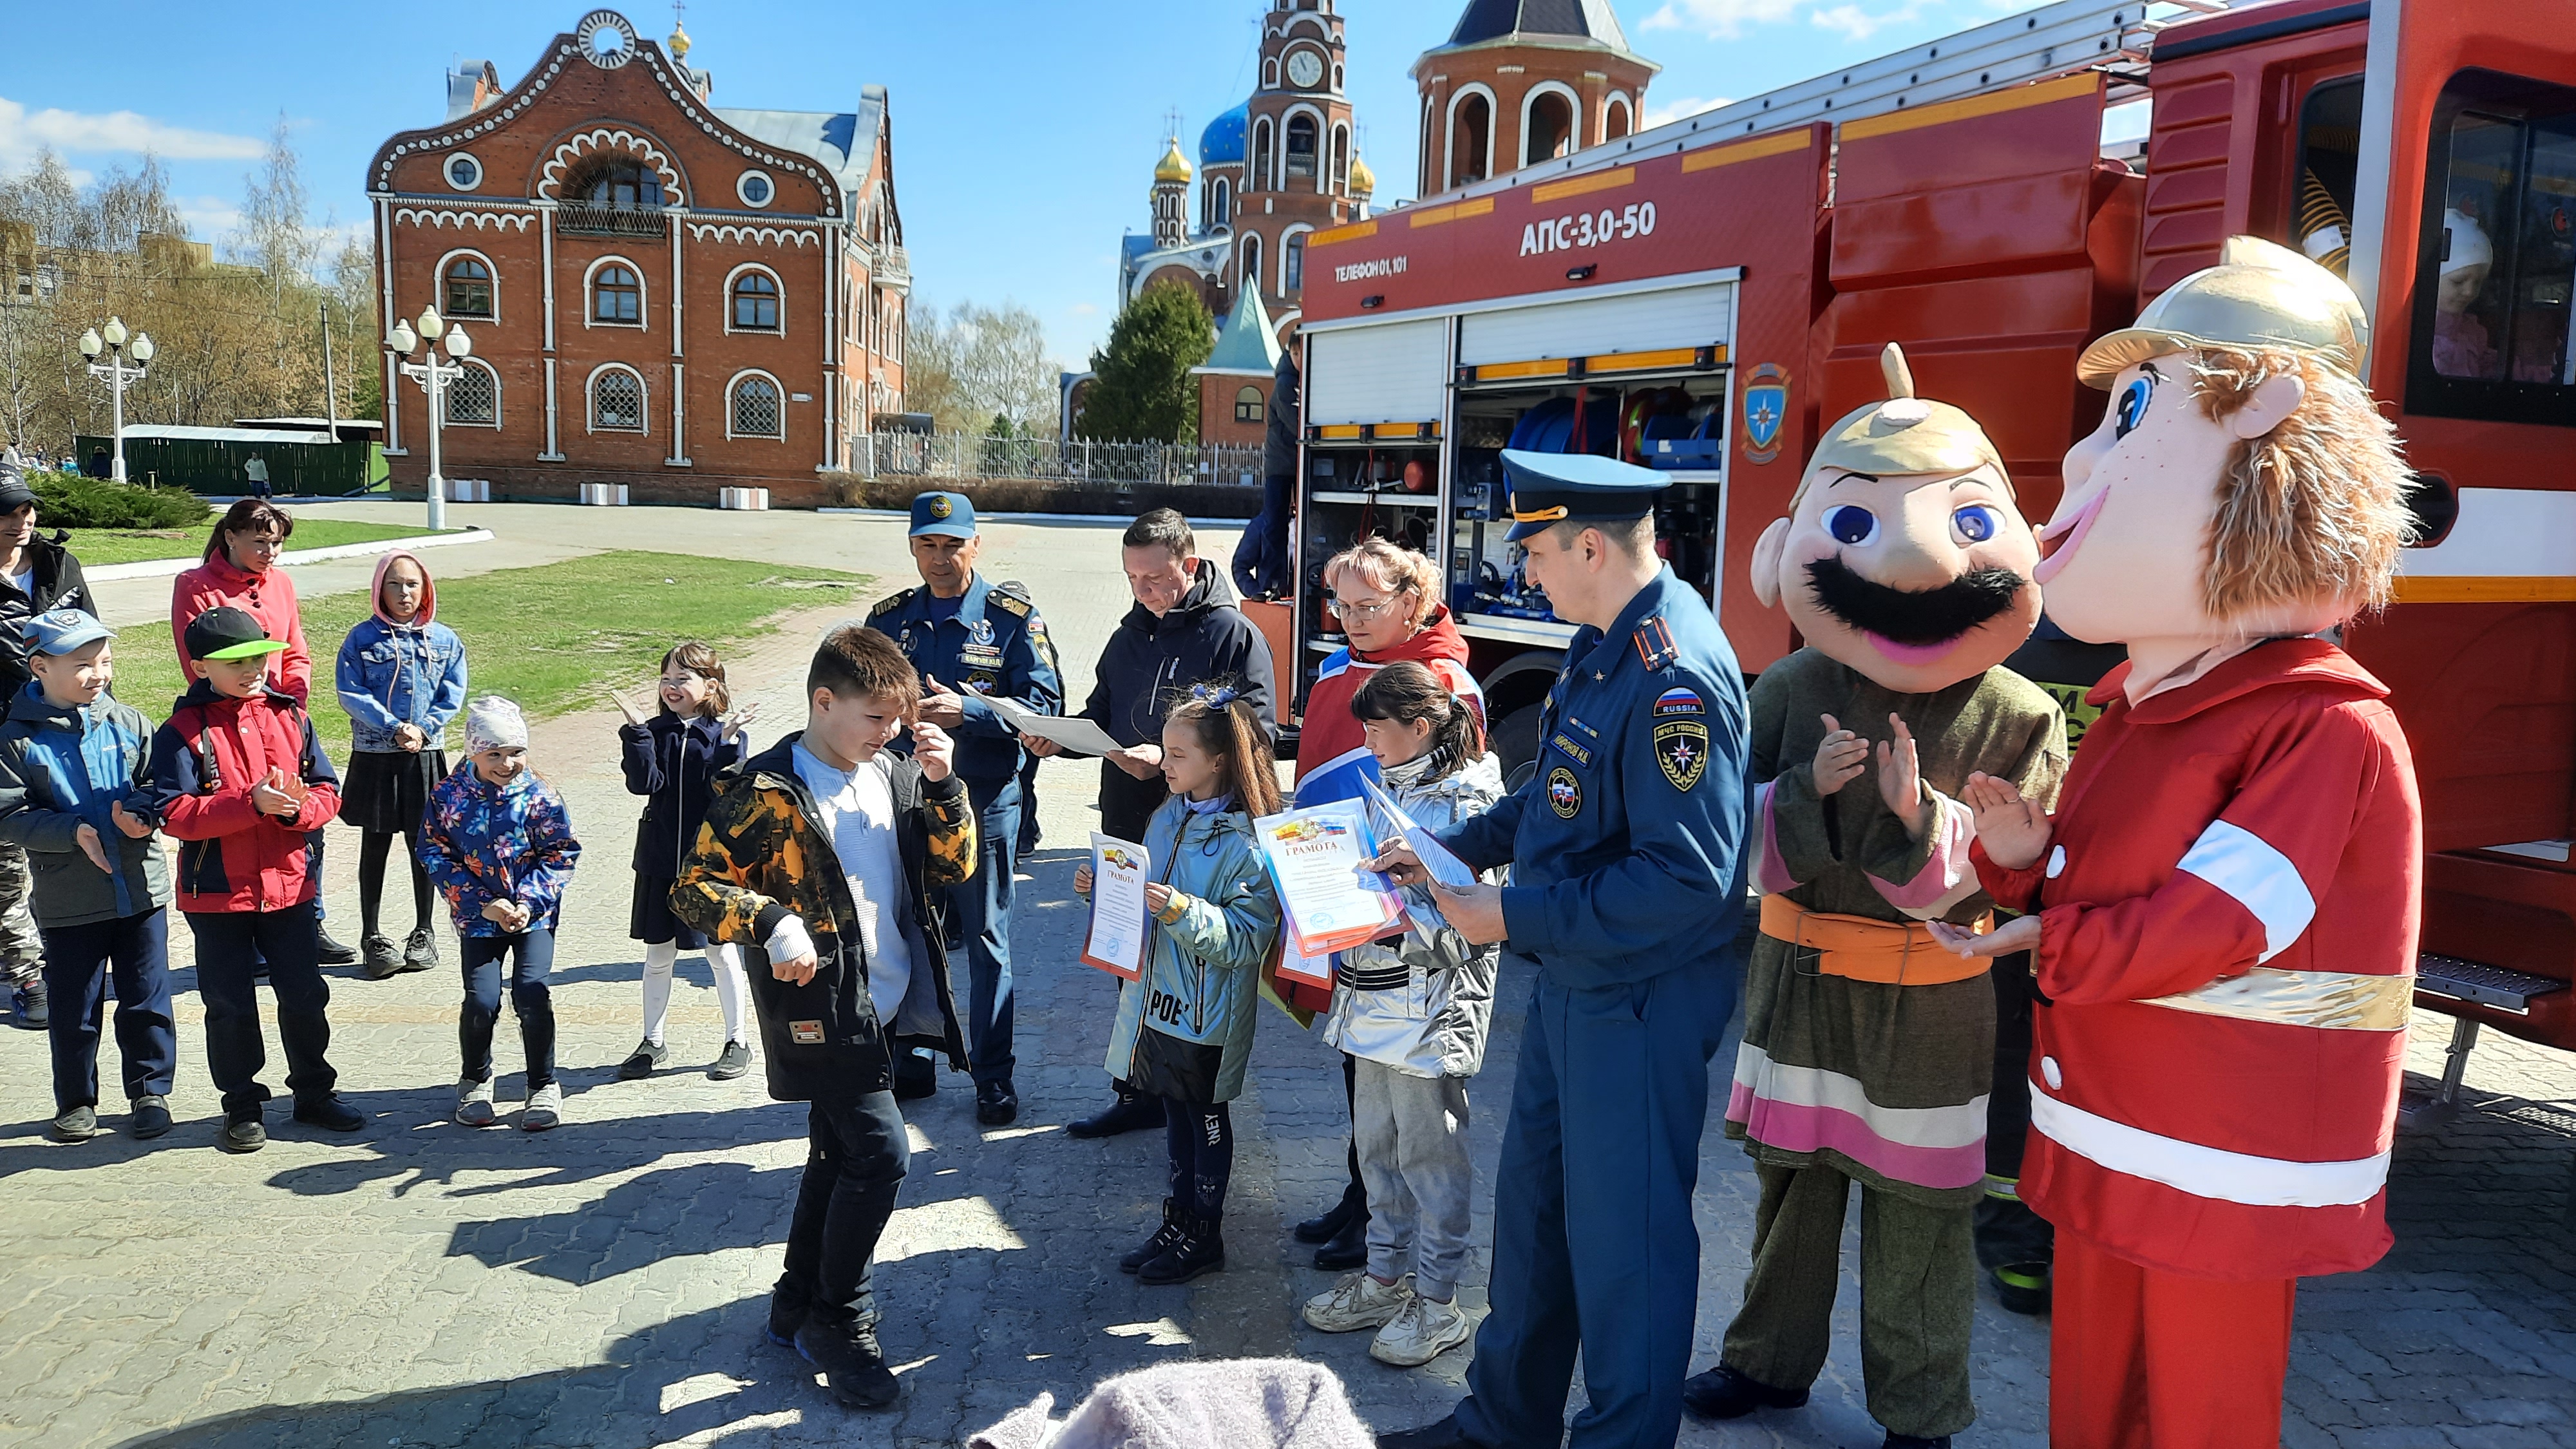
{"left": 1287, "top": 50, "right": 1323, "bottom": 88}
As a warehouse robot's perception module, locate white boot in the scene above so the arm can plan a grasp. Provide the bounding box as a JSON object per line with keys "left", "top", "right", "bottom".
{"left": 1302, "top": 1271, "right": 1411, "bottom": 1333}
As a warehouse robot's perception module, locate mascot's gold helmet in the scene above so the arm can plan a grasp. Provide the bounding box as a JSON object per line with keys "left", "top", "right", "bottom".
{"left": 2078, "top": 236, "right": 2368, "bottom": 387}
{"left": 1792, "top": 344, "right": 2011, "bottom": 507}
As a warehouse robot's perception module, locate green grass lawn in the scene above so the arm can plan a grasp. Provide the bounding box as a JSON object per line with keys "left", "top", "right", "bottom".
{"left": 113, "top": 551, "right": 872, "bottom": 759}
{"left": 65, "top": 519, "right": 462, "bottom": 567}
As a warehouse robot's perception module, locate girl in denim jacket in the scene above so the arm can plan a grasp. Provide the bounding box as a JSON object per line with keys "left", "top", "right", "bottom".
{"left": 334, "top": 551, "right": 466, "bottom": 981}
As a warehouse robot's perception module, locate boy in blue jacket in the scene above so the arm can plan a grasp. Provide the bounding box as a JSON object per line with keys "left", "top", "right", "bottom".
{"left": 0, "top": 611, "right": 175, "bottom": 1143}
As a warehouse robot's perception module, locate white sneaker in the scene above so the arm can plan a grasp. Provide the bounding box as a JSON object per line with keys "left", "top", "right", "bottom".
{"left": 1302, "top": 1271, "right": 1412, "bottom": 1334}
{"left": 520, "top": 1081, "right": 563, "bottom": 1132}
{"left": 455, "top": 1075, "right": 496, "bottom": 1128}
{"left": 1370, "top": 1291, "right": 1473, "bottom": 1367}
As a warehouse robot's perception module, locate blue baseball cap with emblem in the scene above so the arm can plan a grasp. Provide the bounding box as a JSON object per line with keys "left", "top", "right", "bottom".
{"left": 23, "top": 609, "right": 113, "bottom": 656}
{"left": 1500, "top": 450, "right": 1671, "bottom": 543}
{"left": 909, "top": 491, "right": 977, "bottom": 539}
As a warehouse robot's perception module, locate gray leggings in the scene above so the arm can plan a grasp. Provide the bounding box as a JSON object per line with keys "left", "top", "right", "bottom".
{"left": 1354, "top": 1057, "right": 1475, "bottom": 1302}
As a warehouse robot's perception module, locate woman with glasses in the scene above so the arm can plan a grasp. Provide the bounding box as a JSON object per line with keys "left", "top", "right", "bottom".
{"left": 1288, "top": 538, "right": 1485, "bottom": 1273}
{"left": 170, "top": 501, "right": 359, "bottom": 966}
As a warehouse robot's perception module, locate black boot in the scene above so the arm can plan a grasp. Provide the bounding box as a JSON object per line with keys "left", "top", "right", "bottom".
{"left": 1990, "top": 1260, "right": 2050, "bottom": 1316}
{"left": 1294, "top": 1180, "right": 1366, "bottom": 1244}
{"left": 1068, "top": 1081, "right": 1164, "bottom": 1139}
{"left": 1138, "top": 1210, "right": 1224, "bottom": 1285}
{"left": 1882, "top": 1435, "right": 1951, "bottom": 1449}
{"left": 315, "top": 925, "right": 359, "bottom": 967}
{"left": 1120, "top": 1198, "right": 1189, "bottom": 1274}
{"left": 1680, "top": 1364, "right": 1810, "bottom": 1421}
{"left": 1314, "top": 1204, "right": 1370, "bottom": 1271}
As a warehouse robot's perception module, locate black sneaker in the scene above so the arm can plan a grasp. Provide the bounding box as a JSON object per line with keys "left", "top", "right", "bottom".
{"left": 793, "top": 1318, "right": 900, "bottom": 1410}
{"left": 709, "top": 1040, "right": 752, "bottom": 1081}
{"left": 1067, "top": 1087, "right": 1163, "bottom": 1139}
{"left": 402, "top": 926, "right": 439, "bottom": 973}
{"left": 891, "top": 1050, "right": 936, "bottom": 1101}
{"left": 1121, "top": 1199, "right": 1188, "bottom": 1274}
{"left": 10, "top": 979, "right": 45, "bottom": 1029}
{"left": 221, "top": 1108, "right": 267, "bottom": 1154}
{"left": 1680, "top": 1365, "right": 1810, "bottom": 1421}
{"left": 316, "top": 927, "right": 359, "bottom": 967}
{"left": 618, "top": 1038, "right": 670, "bottom": 1080}
{"left": 974, "top": 1079, "right": 1019, "bottom": 1126}
{"left": 129, "top": 1095, "right": 174, "bottom": 1140}
{"left": 48, "top": 1104, "right": 97, "bottom": 1142}
{"left": 360, "top": 934, "right": 403, "bottom": 981}
{"left": 292, "top": 1094, "right": 366, "bottom": 1132}
{"left": 766, "top": 1291, "right": 808, "bottom": 1348}
{"left": 1138, "top": 1212, "right": 1224, "bottom": 1285}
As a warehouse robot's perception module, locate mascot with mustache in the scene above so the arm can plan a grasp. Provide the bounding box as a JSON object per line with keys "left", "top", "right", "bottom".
{"left": 1681, "top": 344, "right": 2065, "bottom": 1449}
{"left": 1936, "top": 237, "right": 2420, "bottom": 1448}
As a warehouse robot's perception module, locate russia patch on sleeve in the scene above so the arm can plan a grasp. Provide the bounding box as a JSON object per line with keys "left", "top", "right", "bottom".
{"left": 1653, "top": 687, "right": 1704, "bottom": 717}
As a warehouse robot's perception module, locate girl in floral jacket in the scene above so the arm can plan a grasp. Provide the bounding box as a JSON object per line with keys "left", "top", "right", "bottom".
{"left": 419, "top": 697, "right": 580, "bottom": 1132}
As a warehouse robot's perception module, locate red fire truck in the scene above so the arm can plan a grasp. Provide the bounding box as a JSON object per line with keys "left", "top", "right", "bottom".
{"left": 1293, "top": 0, "right": 2576, "bottom": 1106}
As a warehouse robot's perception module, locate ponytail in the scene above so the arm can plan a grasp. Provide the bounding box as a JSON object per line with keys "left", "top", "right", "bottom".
{"left": 1350, "top": 659, "right": 1483, "bottom": 780}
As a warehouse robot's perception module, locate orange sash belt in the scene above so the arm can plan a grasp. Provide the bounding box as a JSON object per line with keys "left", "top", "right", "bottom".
{"left": 1759, "top": 893, "right": 1993, "bottom": 985}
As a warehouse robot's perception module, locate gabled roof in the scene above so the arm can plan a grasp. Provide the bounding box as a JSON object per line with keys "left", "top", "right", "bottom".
{"left": 1195, "top": 287, "right": 1282, "bottom": 377}
{"left": 1441, "top": 0, "right": 1632, "bottom": 52}
{"left": 716, "top": 86, "right": 885, "bottom": 194}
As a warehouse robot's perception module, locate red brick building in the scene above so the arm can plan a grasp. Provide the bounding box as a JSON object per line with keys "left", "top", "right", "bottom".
{"left": 367, "top": 10, "right": 907, "bottom": 508}
{"left": 1414, "top": 0, "right": 1658, "bottom": 196}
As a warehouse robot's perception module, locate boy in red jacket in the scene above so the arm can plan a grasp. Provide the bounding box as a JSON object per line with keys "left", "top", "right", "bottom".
{"left": 149, "top": 605, "right": 358, "bottom": 1153}
{"left": 1933, "top": 238, "right": 2420, "bottom": 1446}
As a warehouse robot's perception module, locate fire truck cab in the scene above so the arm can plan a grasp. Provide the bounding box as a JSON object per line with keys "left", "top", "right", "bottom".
{"left": 1292, "top": 0, "right": 2576, "bottom": 1093}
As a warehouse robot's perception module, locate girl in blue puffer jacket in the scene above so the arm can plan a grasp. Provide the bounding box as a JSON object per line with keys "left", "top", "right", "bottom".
{"left": 1077, "top": 683, "right": 1282, "bottom": 1287}
{"left": 334, "top": 551, "right": 467, "bottom": 981}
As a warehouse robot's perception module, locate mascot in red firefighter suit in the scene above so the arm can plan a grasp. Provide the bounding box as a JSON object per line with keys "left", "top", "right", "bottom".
{"left": 1933, "top": 236, "right": 2421, "bottom": 1448}
{"left": 1680, "top": 343, "right": 2065, "bottom": 1448}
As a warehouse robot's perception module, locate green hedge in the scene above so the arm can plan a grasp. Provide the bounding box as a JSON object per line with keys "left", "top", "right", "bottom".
{"left": 28, "top": 470, "right": 213, "bottom": 530}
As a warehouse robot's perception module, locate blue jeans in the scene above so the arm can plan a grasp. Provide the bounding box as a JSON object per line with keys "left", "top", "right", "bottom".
{"left": 1455, "top": 956, "right": 1738, "bottom": 1449}
{"left": 1230, "top": 475, "right": 1294, "bottom": 598}
{"left": 945, "top": 773, "right": 1021, "bottom": 1088}
{"left": 42, "top": 909, "right": 175, "bottom": 1113}
{"left": 188, "top": 902, "right": 334, "bottom": 1115}
{"left": 460, "top": 928, "right": 556, "bottom": 1090}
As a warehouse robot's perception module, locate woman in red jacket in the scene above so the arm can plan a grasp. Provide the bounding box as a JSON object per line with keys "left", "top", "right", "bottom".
{"left": 1289, "top": 538, "right": 1486, "bottom": 1274}
{"left": 169, "top": 502, "right": 354, "bottom": 964}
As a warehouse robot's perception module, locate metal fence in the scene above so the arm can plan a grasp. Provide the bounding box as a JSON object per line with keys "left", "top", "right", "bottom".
{"left": 857, "top": 431, "right": 1265, "bottom": 488}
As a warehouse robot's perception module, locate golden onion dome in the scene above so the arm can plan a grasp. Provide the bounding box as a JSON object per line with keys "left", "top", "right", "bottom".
{"left": 1348, "top": 149, "right": 1376, "bottom": 195}
{"left": 1155, "top": 137, "right": 1193, "bottom": 184}
{"left": 668, "top": 21, "right": 692, "bottom": 59}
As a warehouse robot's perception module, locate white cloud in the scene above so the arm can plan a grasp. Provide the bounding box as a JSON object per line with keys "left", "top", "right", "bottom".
{"left": 1809, "top": 1, "right": 1926, "bottom": 41}
{"left": 1640, "top": 95, "right": 1734, "bottom": 131}
{"left": 1641, "top": 0, "right": 1808, "bottom": 39}
{"left": 0, "top": 97, "right": 265, "bottom": 175}
{"left": 175, "top": 194, "right": 243, "bottom": 239}
{"left": 1068, "top": 301, "right": 1100, "bottom": 317}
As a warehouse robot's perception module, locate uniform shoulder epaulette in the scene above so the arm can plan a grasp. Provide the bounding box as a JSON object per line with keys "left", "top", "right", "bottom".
{"left": 988, "top": 589, "right": 1032, "bottom": 620}
{"left": 866, "top": 588, "right": 916, "bottom": 619}
{"left": 1633, "top": 614, "right": 1680, "bottom": 672}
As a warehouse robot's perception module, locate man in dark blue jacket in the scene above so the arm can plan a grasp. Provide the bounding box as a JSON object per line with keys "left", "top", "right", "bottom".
{"left": 1374, "top": 453, "right": 1749, "bottom": 1449}
{"left": 869, "top": 493, "right": 1062, "bottom": 1126}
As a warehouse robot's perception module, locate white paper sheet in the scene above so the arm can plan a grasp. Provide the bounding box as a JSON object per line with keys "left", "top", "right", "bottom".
{"left": 989, "top": 694, "right": 1126, "bottom": 758}
{"left": 1363, "top": 777, "right": 1481, "bottom": 888}
{"left": 1082, "top": 833, "right": 1151, "bottom": 979}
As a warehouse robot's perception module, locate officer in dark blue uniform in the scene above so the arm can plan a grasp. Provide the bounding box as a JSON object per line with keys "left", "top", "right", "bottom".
{"left": 1376, "top": 452, "right": 1748, "bottom": 1449}
{"left": 868, "top": 493, "right": 1063, "bottom": 1126}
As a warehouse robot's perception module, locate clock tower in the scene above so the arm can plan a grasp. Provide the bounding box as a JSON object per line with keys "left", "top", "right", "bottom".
{"left": 1235, "top": 0, "right": 1361, "bottom": 332}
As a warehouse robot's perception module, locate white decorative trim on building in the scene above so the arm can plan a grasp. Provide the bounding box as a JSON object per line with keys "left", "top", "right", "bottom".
{"left": 538, "top": 127, "right": 688, "bottom": 205}
{"left": 683, "top": 222, "right": 824, "bottom": 247}
{"left": 394, "top": 207, "right": 535, "bottom": 232}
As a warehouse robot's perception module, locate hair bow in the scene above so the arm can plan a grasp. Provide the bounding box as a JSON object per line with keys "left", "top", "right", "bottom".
{"left": 1191, "top": 683, "right": 1240, "bottom": 708}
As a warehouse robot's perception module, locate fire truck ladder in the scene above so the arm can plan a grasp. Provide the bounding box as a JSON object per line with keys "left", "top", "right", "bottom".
{"left": 1446, "top": 0, "right": 2229, "bottom": 202}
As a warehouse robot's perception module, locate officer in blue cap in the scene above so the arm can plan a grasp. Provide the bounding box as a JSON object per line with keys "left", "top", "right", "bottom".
{"left": 1374, "top": 450, "right": 1749, "bottom": 1449}
{"left": 867, "top": 491, "right": 1063, "bottom": 1125}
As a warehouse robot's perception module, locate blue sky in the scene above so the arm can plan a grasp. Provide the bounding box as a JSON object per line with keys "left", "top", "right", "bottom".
{"left": 0, "top": 0, "right": 2145, "bottom": 372}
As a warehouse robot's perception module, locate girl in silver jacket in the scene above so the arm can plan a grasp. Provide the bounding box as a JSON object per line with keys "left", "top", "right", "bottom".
{"left": 1302, "top": 661, "right": 1504, "bottom": 1368}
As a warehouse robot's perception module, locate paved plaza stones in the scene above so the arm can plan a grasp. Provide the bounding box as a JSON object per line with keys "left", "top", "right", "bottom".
{"left": 0, "top": 504, "right": 2569, "bottom": 1446}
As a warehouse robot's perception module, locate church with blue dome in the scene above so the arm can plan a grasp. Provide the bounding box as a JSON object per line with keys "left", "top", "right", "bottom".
{"left": 1118, "top": 0, "right": 1375, "bottom": 355}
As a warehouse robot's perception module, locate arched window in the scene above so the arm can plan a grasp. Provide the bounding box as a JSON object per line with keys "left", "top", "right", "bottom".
{"left": 731, "top": 270, "right": 779, "bottom": 331}
{"left": 1264, "top": 57, "right": 1280, "bottom": 89}
{"left": 1235, "top": 385, "right": 1265, "bottom": 424}
{"left": 1240, "top": 232, "right": 1264, "bottom": 296}
{"left": 1332, "top": 124, "right": 1350, "bottom": 193}
{"left": 1286, "top": 113, "right": 1319, "bottom": 182}
{"left": 1605, "top": 95, "right": 1634, "bottom": 142}
{"left": 1284, "top": 231, "right": 1307, "bottom": 292}
{"left": 446, "top": 360, "right": 498, "bottom": 426}
{"left": 576, "top": 157, "right": 665, "bottom": 209}
{"left": 729, "top": 373, "right": 783, "bottom": 439}
{"left": 1253, "top": 118, "right": 1274, "bottom": 192}
{"left": 1452, "top": 93, "right": 1493, "bottom": 187}
{"left": 1213, "top": 176, "right": 1231, "bottom": 225}
{"left": 442, "top": 256, "right": 493, "bottom": 318}
{"left": 1526, "top": 90, "right": 1577, "bottom": 167}
{"left": 591, "top": 367, "right": 646, "bottom": 431}
{"left": 592, "top": 263, "right": 642, "bottom": 325}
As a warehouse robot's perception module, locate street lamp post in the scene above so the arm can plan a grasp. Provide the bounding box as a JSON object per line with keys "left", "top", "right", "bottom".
{"left": 385, "top": 306, "right": 471, "bottom": 531}
{"left": 77, "top": 317, "right": 155, "bottom": 484}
